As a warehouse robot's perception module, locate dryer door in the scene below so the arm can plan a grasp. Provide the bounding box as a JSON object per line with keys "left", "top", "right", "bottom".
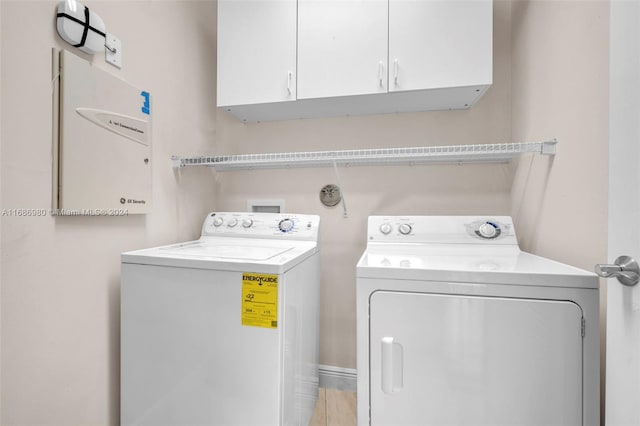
{"left": 369, "top": 291, "right": 583, "bottom": 426}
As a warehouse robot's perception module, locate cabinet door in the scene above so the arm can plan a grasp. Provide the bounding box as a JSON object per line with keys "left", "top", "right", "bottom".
{"left": 389, "top": 0, "right": 492, "bottom": 92}
{"left": 217, "top": 0, "right": 297, "bottom": 107}
{"left": 369, "top": 291, "right": 583, "bottom": 426}
{"left": 297, "top": 0, "right": 388, "bottom": 99}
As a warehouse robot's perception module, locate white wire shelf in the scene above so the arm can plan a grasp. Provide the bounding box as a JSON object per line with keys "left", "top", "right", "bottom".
{"left": 171, "top": 140, "right": 557, "bottom": 171}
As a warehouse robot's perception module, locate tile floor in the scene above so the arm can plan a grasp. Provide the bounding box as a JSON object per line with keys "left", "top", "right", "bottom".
{"left": 310, "top": 388, "right": 356, "bottom": 426}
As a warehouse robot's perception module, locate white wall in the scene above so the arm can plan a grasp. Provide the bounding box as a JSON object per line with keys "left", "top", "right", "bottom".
{"left": 510, "top": 0, "right": 608, "bottom": 269}
{"left": 0, "top": 2, "right": 217, "bottom": 424}
{"left": 509, "top": 0, "right": 609, "bottom": 422}
{"left": 214, "top": 0, "right": 513, "bottom": 369}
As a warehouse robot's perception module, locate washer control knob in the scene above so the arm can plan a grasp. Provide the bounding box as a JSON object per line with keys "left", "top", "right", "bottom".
{"left": 279, "top": 219, "right": 294, "bottom": 233}
{"left": 227, "top": 218, "right": 238, "bottom": 228}
{"left": 213, "top": 217, "right": 223, "bottom": 227}
{"left": 398, "top": 223, "right": 412, "bottom": 235}
{"left": 478, "top": 222, "right": 498, "bottom": 238}
{"left": 379, "top": 223, "right": 392, "bottom": 235}
{"left": 242, "top": 219, "right": 253, "bottom": 228}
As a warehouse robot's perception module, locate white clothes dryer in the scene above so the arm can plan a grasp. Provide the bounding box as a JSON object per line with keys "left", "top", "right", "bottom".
{"left": 121, "top": 212, "right": 320, "bottom": 426}
{"left": 356, "top": 216, "right": 599, "bottom": 426}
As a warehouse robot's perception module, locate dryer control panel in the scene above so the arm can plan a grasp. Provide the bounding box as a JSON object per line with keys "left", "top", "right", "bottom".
{"left": 201, "top": 212, "right": 320, "bottom": 241}
{"left": 368, "top": 216, "right": 517, "bottom": 245}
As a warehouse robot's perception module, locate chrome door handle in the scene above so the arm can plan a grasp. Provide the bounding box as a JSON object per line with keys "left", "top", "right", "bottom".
{"left": 595, "top": 255, "right": 640, "bottom": 286}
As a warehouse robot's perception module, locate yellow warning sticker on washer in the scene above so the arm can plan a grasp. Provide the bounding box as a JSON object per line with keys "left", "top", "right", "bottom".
{"left": 242, "top": 273, "right": 278, "bottom": 328}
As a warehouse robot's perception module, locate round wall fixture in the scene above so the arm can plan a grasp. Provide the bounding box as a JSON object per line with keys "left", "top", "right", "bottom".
{"left": 319, "top": 184, "right": 342, "bottom": 207}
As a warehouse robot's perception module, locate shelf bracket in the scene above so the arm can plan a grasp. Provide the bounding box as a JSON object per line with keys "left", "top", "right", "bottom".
{"left": 170, "top": 155, "right": 184, "bottom": 169}
{"left": 541, "top": 139, "right": 557, "bottom": 155}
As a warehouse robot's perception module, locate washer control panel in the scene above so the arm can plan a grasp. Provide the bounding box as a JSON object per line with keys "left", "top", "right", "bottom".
{"left": 202, "top": 212, "right": 320, "bottom": 240}
{"left": 368, "top": 216, "right": 517, "bottom": 245}
{"left": 474, "top": 220, "right": 501, "bottom": 239}
{"left": 398, "top": 223, "right": 413, "bottom": 235}
{"left": 278, "top": 218, "right": 295, "bottom": 233}
{"left": 379, "top": 223, "right": 393, "bottom": 235}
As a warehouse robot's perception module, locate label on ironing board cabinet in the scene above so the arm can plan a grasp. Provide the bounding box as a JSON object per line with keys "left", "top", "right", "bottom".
{"left": 241, "top": 273, "right": 278, "bottom": 328}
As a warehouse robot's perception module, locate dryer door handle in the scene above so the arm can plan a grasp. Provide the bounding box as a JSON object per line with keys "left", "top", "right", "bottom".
{"left": 381, "top": 337, "right": 403, "bottom": 394}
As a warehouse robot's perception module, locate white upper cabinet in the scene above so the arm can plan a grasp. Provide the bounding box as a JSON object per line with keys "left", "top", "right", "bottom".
{"left": 217, "top": 0, "right": 297, "bottom": 107}
{"left": 388, "top": 0, "right": 493, "bottom": 93}
{"left": 217, "top": 0, "right": 493, "bottom": 122}
{"left": 297, "top": 0, "right": 388, "bottom": 99}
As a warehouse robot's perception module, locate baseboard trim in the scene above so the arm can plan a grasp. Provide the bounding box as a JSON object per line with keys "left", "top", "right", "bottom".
{"left": 318, "top": 364, "right": 357, "bottom": 392}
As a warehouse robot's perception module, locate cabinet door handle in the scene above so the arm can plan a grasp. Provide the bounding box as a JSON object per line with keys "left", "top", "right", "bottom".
{"left": 287, "top": 71, "right": 292, "bottom": 95}
{"left": 393, "top": 59, "right": 399, "bottom": 86}
{"left": 378, "top": 61, "right": 384, "bottom": 87}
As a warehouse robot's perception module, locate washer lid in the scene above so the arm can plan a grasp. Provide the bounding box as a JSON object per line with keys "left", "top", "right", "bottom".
{"left": 122, "top": 237, "right": 317, "bottom": 273}
{"left": 159, "top": 241, "right": 293, "bottom": 261}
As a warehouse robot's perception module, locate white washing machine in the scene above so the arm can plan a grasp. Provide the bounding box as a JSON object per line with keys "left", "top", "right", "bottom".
{"left": 356, "top": 216, "right": 599, "bottom": 426}
{"left": 121, "top": 212, "right": 320, "bottom": 426}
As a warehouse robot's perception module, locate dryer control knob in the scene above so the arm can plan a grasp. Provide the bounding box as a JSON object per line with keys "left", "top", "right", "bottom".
{"left": 228, "top": 218, "right": 238, "bottom": 227}
{"left": 279, "top": 219, "right": 294, "bottom": 232}
{"left": 213, "top": 217, "right": 223, "bottom": 227}
{"left": 242, "top": 219, "right": 253, "bottom": 228}
{"left": 478, "top": 222, "right": 498, "bottom": 238}
{"left": 379, "top": 223, "right": 392, "bottom": 235}
{"left": 398, "top": 223, "right": 412, "bottom": 235}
